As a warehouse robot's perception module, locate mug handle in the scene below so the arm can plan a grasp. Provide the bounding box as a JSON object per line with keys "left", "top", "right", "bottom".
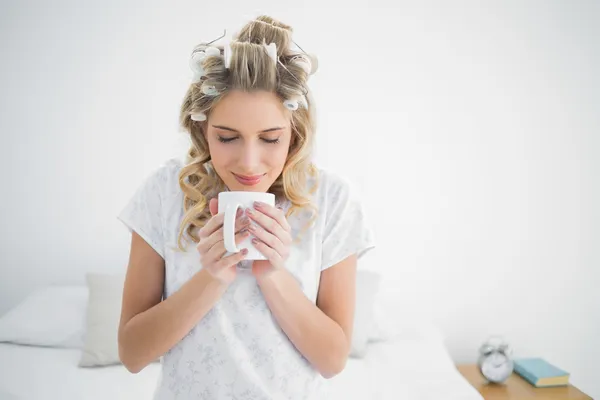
{"left": 223, "top": 202, "right": 242, "bottom": 253}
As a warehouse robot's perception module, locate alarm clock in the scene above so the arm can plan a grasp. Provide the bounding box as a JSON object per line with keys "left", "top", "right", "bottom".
{"left": 477, "top": 336, "right": 514, "bottom": 384}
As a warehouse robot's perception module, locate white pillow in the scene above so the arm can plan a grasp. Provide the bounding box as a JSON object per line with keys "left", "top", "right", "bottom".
{"left": 367, "top": 289, "right": 445, "bottom": 344}
{"left": 79, "top": 273, "right": 125, "bottom": 367}
{"left": 349, "top": 270, "right": 381, "bottom": 358}
{"left": 0, "top": 285, "right": 88, "bottom": 348}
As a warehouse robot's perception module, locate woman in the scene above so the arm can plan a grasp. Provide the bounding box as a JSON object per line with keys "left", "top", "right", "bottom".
{"left": 117, "top": 15, "right": 375, "bottom": 400}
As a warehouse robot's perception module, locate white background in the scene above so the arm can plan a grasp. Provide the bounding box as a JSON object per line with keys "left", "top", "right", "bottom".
{"left": 1, "top": 0, "right": 598, "bottom": 397}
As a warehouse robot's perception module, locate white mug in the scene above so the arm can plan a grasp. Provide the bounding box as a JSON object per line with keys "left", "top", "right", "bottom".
{"left": 218, "top": 191, "right": 276, "bottom": 261}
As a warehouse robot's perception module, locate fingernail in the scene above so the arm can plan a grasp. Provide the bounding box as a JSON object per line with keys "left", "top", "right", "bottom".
{"left": 236, "top": 208, "right": 243, "bottom": 217}
{"left": 246, "top": 208, "right": 254, "bottom": 216}
{"left": 239, "top": 228, "right": 248, "bottom": 234}
{"left": 252, "top": 238, "right": 259, "bottom": 244}
{"left": 254, "top": 201, "right": 263, "bottom": 208}
{"left": 241, "top": 248, "right": 248, "bottom": 255}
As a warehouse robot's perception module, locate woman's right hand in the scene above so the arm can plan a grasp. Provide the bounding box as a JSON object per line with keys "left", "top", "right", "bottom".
{"left": 196, "top": 198, "right": 251, "bottom": 285}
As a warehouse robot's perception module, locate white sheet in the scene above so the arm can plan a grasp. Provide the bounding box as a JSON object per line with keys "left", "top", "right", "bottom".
{"left": 326, "top": 338, "right": 484, "bottom": 400}
{"left": 0, "top": 338, "right": 483, "bottom": 400}
{"left": 0, "top": 343, "right": 160, "bottom": 399}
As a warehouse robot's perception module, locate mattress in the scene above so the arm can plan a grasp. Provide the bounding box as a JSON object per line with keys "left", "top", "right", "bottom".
{"left": 0, "top": 338, "right": 483, "bottom": 400}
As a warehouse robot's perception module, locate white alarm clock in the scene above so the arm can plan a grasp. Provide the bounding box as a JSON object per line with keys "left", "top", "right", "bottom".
{"left": 477, "top": 336, "right": 514, "bottom": 384}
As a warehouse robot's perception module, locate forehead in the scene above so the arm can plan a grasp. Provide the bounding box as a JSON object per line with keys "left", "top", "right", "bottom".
{"left": 209, "top": 90, "right": 290, "bottom": 130}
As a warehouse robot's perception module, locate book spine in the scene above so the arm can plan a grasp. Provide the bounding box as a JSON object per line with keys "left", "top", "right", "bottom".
{"left": 514, "top": 364, "right": 539, "bottom": 386}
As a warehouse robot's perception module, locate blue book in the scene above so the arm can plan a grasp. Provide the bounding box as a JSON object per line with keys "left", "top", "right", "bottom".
{"left": 513, "top": 358, "right": 570, "bottom": 387}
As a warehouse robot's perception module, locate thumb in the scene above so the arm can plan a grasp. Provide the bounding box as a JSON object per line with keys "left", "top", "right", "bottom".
{"left": 209, "top": 198, "right": 219, "bottom": 217}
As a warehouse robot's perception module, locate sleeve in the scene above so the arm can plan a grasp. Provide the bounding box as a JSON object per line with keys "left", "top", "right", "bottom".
{"left": 116, "top": 166, "right": 166, "bottom": 259}
{"left": 320, "top": 175, "right": 375, "bottom": 271}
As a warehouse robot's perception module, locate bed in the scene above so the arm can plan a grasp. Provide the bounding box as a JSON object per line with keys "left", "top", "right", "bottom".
{"left": 0, "top": 335, "right": 483, "bottom": 400}
{"left": 0, "top": 274, "right": 483, "bottom": 399}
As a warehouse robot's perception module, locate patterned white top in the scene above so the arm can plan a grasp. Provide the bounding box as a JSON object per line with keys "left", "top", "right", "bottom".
{"left": 117, "top": 157, "right": 375, "bottom": 400}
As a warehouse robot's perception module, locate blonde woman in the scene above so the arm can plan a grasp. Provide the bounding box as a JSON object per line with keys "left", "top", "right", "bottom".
{"left": 117, "top": 15, "right": 375, "bottom": 400}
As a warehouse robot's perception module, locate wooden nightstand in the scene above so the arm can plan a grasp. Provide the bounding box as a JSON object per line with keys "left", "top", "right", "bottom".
{"left": 456, "top": 364, "right": 592, "bottom": 400}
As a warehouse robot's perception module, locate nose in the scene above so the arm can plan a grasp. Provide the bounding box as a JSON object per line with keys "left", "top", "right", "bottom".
{"left": 238, "top": 141, "right": 261, "bottom": 172}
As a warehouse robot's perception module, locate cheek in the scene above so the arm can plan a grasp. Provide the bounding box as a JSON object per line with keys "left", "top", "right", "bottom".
{"left": 272, "top": 134, "right": 293, "bottom": 164}
{"left": 207, "top": 141, "right": 230, "bottom": 166}
{"left": 267, "top": 145, "right": 289, "bottom": 167}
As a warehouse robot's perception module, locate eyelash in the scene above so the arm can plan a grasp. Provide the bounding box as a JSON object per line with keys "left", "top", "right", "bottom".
{"left": 217, "top": 136, "right": 280, "bottom": 144}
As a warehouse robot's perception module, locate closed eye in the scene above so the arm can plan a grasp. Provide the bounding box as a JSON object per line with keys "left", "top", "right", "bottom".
{"left": 217, "top": 136, "right": 237, "bottom": 143}
{"left": 217, "top": 136, "right": 280, "bottom": 144}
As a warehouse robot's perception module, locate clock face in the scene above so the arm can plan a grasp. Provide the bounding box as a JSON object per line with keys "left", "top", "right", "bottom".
{"left": 481, "top": 353, "right": 513, "bottom": 383}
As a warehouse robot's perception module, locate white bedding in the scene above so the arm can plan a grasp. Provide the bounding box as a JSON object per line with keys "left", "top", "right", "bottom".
{"left": 0, "top": 337, "right": 483, "bottom": 400}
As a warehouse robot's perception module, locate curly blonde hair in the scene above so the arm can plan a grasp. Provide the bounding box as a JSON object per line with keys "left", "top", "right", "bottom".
{"left": 175, "top": 15, "right": 319, "bottom": 252}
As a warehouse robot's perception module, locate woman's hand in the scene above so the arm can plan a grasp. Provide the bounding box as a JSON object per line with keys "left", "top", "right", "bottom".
{"left": 245, "top": 201, "right": 292, "bottom": 280}
{"left": 196, "top": 198, "right": 251, "bottom": 285}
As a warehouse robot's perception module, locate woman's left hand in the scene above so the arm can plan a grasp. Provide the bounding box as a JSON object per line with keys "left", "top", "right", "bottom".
{"left": 245, "top": 201, "right": 292, "bottom": 280}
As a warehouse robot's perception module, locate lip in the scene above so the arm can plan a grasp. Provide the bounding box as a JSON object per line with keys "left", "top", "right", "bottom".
{"left": 232, "top": 173, "right": 265, "bottom": 186}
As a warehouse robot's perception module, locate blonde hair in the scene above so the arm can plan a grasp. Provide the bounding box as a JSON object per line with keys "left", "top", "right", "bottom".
{"left": 175, "top": 15, "right": 319, "bottom": 252}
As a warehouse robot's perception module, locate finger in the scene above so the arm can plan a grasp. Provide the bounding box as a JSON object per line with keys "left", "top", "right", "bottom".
{"left": 247, "top": 223, "right": 287, "bottom": 257}
{"left": 209, "top": 198, "right": 219, "bottom": 217}
{"left": 215, "top": 248, "right": 249, "bottom": 270}
{"left": 200, "top": 216, "right": 250, "bottom": 253}
{"left": 246, "top": 207, "right": 290, "bottom": 246}
{"left": 198, "top": 212, "right": 224, "bottom": 239}
{"left": 251, "top": 238, "right": 283, "bottom": 265}
{"left": 253, "top": 201, "right": 291, "bottom": 232}
{"left": 198, "top": 207, "right": 244, "bottom": 240}
{"left": 234, "top": 228, "right": 251, "bottom": 245}
{"left": 203, "top": 228, "right": 251, "bottom": 262}
{"left": 235, "top": 215, "right": 251, "bottom": 232}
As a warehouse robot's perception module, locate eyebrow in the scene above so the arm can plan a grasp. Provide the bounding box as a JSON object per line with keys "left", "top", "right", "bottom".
{"left": 211, "top": 125, "right": 285, "bottom": 133}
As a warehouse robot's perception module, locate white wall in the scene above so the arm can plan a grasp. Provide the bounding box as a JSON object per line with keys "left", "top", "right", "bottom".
{"left": 1, "top": 0, "right": 598, "bottom": 397}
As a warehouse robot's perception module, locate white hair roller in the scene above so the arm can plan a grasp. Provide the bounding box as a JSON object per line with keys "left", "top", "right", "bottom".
{"left": 191, "top": 71, "right": 204, "bottom": 83}
{"left": 283, "top": 99, "right": 299, "bottom": 111}
{"left": 190, "top": 51, "right": 206, "bottom": 82}
{"left": 189, "top": 45, "right": 221, "bottom": 82}
{"left": 290, "top": 39, "right": 319, "bottom": 75}
{"left": 263, "top": 42, "right": 278, "bottom": 64}
{"left": 190, "top": 52, "right": 206, "bottom": 72}
{"left": 291, "top": 55, "right": 312, "bottom": 76}
{"left": 223, "top": 38, "right": 232, "bottom": 69}
{"left": 205, "top": 46, "right": 220, "bottom": 57}
{"left": 283, "top": 94, "right": 308, "bottom": 111}
{"left": 190, "top": 112, "right": 207, "bottom": 121}
{"left": 201, "top": 84, "right": 219, "bottom": 96}
{"left": 307, "top": 53, "right": 318, "bottom": 75}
